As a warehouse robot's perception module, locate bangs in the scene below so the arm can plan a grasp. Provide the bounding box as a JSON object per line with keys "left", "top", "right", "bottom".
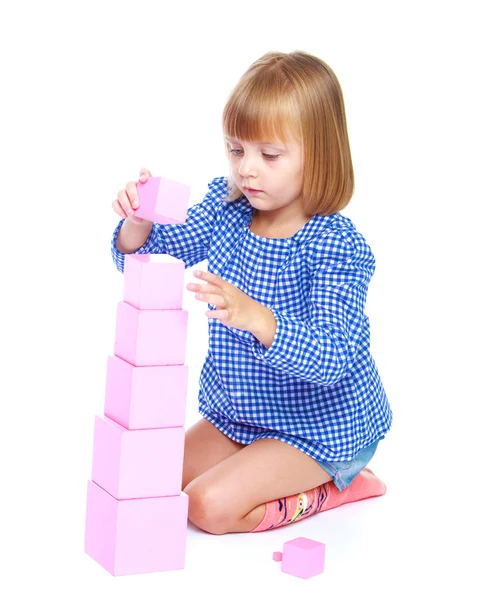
{"left": 223, "top": 76, "right": 301, "bottom": 144}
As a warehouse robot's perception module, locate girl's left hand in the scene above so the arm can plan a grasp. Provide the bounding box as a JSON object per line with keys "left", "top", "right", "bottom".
{"left": 186, "top": 270, "right": 259, "bottom": 331}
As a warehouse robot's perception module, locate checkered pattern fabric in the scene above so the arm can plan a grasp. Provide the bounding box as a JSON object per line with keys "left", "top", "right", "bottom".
{"left": 111, "top": 176, "right": 392, "bottom": 461}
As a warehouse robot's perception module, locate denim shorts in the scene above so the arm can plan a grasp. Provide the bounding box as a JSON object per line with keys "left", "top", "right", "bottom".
{"left": 318, "top": 437, "right": 383, "bottom": 492}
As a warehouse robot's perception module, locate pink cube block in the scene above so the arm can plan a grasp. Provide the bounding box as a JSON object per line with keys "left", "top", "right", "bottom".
{"left": 134, "top": 176, "right": 189, "bottom": 224}
{"left": 281, "top": 537, "right": 325, "bottom": 579}
{"left": 123, "top": 254, "right": 185, "bottom": 310}
{"left": 85, "top": 480, "right": 189, "bottom": 576}
{"left": 91, "top": 415, "right": 185, "bottom": 499}
{"left": 104, "top": 355, "right": 188, "bottom": 429}
{"left": 114, "top": 301, "right": 188, "bottom": 366}
{"left": 272, "top": 551, "right": 283, "bottom": 562}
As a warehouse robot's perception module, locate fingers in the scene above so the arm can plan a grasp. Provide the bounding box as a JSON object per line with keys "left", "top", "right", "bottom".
{"left": 112, "top": 189, "right": 144, "bottom": 223}
{"left": 114, "top": 180, "right": 141, "bottom": 220}
{"left": 205, "top": 308, "right": 228, "bottom": 320}
{"left": 195, "top": 292, "right": 226, "bottom": 308}
{"left": 112, "top": 198, "right": 128, "bottom": 219}
{"left": 111, "top": 167, "right": 152, "bottom": 221}
{"left": 125, "top": 180, "right": 140, "bottom": 209}
{"left": 187, "top": 282, "right": 220, "bottom": 294}
{"left": 187, "top": 276, "right": 226, "bottom": 307}
{"left": 194, "top": 270, "right": 219, "bottom": 284}
{"left": 139, "top": 167, "right": 152, "bottom": 182}
{"left": 113, "top": 185, "right": 136, "bottom": 219}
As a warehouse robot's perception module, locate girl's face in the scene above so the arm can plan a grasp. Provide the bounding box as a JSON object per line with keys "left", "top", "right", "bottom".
{"left": 226, "top": 135, "right": 306, "bottom": 222}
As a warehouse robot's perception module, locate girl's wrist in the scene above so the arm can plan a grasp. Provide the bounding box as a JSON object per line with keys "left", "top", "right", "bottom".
{"left": 116, "top": 219, "right": 153, "bottom": 253}
{"left": 249, "top": 304, "right": 277, "bottom": 349}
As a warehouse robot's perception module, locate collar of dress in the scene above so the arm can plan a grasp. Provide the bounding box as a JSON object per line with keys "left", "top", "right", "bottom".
{"left": 236, "top": 197, "right": 336, "bottom": 248}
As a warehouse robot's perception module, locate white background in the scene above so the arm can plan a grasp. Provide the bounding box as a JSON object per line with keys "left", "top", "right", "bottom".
{"left": 1, "top": 1, "right": 476, "bottom": 598}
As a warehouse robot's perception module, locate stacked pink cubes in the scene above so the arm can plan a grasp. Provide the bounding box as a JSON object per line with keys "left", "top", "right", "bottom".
{"left": 85, "top": 177, "right": 191, "bottom": 576}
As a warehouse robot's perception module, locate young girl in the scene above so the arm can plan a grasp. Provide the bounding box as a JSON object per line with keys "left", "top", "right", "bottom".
{"left": 111, "top": 50, "right": 393, "bottom": 535}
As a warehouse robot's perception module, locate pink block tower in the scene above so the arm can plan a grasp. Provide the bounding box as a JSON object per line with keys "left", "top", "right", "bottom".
{"left": 85, "top": 177, "right": 191, "bottom": 576}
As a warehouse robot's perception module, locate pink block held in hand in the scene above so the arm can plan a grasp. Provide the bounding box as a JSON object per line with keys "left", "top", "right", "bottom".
{"left": 134, "top": 176, "right": 190, "bottom": 224}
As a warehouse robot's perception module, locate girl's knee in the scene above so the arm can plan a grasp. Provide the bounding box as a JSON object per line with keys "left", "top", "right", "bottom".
{"left": 181, "top": 469, "right": 195, "bottom": 491}
{"left": 183, "top": 479, "right": 232, "bottom": 535}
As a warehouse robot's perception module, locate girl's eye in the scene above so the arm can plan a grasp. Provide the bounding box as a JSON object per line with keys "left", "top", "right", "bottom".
{"left": 228, "top": 149, "right": 279, "bottom": 160}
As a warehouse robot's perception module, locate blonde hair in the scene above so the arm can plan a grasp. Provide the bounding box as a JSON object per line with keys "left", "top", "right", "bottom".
{"left": 222, "top": 51, "right": 354, "bottom": 216}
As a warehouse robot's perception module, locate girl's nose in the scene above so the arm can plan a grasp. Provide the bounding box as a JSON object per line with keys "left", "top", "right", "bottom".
{"left": 238, "top": 155, "right": 257, "bottom": 177}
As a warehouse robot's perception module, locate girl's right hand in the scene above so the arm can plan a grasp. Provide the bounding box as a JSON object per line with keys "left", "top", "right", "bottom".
{"left": 112, "top": 167, "right": 152, "bottom": 224}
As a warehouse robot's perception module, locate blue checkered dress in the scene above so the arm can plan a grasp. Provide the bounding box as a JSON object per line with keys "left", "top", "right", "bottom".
{"left": 111, "top": 176, "right": 392, "bottom": 461}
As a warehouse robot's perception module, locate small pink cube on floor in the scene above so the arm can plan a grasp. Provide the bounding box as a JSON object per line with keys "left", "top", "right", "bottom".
{"left": 123, "top": 254, "right": 185, "bottom": 310}
{"left": 281, "top": 537, "right": 325, "bottom": 579}
{"left": 91, "top": 415, "right": 185, "bottom": 499}
{"left": 104, "top": 355, "right": 188, "bottom": 429}
{"left": 114, "top": 301, "right": 188, "bottom": 366}
{"left": 85, "top": 480, "right": 189, "bottom": 576}
{"left": 134, "top": 176, "right": 190, "bottom": 224}
{"left": 272, "top": 551, "right": 283, "bottom": 562}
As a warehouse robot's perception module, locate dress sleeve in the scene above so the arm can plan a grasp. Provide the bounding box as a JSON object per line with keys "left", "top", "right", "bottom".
{"left": 111, "top": 177, "right": 228, "bottom": 273}
{"left": 235, "top": 229, "right": 376, "bottom": 386}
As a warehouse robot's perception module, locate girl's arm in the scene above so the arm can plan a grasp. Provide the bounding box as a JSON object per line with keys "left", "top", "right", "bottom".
{"left": 115, "top": 218, "right": 153, "bottom": 254}
{"left": 234, "top": 230, "right": 375, "bottom": 386}
{"left": 111, "top": 177, "right": 228, "bottom": 273}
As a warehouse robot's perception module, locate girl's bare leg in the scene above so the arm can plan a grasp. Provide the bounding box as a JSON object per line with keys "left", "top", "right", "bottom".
{"left": 183, "top": 437, "right": 332, "bottom": 534}
{"left": 182, "top": 418, "right": 245, "bottom": 489}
